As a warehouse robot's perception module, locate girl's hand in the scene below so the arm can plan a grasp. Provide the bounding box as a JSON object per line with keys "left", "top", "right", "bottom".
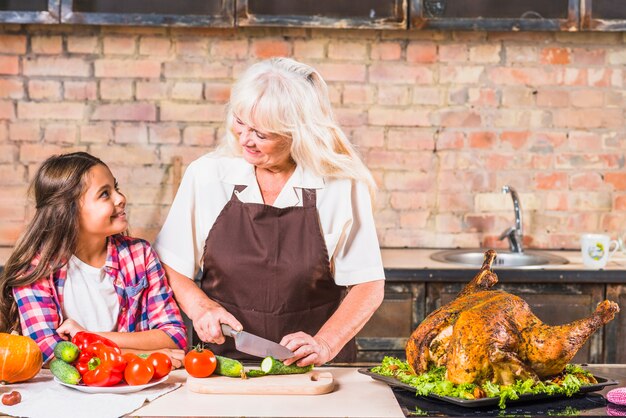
{"left": 280, "top": 331, "right": 332, "bottom": 367}
{"left": 193, "top": 305, "right": 242, "bottom": 345}
{"left": 156, "top": 348, "right": 185, "bottom": 369}
{"left": 56, "top": 319, "right": 86, "bottom": 340}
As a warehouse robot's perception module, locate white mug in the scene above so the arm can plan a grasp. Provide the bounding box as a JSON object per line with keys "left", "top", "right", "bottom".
{"left": 580, "top": 233, "right": 619, "bottom": 269}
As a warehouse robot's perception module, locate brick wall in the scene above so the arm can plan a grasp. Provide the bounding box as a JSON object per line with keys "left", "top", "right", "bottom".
{"left": 1, "top": 25, "right": 625, "bottom": 262}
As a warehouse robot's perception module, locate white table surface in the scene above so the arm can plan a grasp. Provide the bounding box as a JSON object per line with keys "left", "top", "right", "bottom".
{"left": 133, "top": 367, "right": 404, "bottom": 417}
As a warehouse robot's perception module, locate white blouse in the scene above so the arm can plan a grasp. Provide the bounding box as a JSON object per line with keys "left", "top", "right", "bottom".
{"left": 62, "top": 255, "right": 119, "bottom": 332}
{"left": 154, "top": 153, "right": 385, "bottom": 287}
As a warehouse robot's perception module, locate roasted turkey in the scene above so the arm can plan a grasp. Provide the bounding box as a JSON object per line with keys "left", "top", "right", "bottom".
{"left": 406, "top": 250, "right": 620, "bottom": 386}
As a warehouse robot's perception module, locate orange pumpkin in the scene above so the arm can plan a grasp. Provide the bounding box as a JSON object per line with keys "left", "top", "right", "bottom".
{"left": 0, "top": 332, "right": 43, "bottom": 383}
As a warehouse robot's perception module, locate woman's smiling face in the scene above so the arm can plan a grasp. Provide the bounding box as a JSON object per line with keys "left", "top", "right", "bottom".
{"left": 233, "top": 115, "right": 293, "bottom": 172}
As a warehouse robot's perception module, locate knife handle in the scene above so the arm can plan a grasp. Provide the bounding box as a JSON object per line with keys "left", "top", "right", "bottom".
{"left": 220, "top": 323, "right": 237, "bottom": 337}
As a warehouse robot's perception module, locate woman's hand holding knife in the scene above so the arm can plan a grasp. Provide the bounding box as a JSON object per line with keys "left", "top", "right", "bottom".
{"left": 193, "top": 300, "right": 242, "bottom": 344}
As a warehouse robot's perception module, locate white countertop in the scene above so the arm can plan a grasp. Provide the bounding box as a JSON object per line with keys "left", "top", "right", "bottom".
{"left": 134, "top": 367, "right": 403, "bottom": 417}
{"left": 381, "top": 248, "right": 626, "bottom": 270}
{"left": 4, "top": 368, "right": 403, "bottom": 418}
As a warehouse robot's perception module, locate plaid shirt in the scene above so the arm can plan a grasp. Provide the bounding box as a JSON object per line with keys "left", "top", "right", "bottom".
{"left": 13, "top": 234, "right": 187, "bottom": 362}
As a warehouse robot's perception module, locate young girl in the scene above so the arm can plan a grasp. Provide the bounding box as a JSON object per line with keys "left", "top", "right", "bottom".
{"left": 0, "top": 152, "right": 186, "bottom": 364}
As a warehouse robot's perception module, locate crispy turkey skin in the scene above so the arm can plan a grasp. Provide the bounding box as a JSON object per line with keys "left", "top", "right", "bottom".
{"left": 406, "top": 250, "right": 620, "bottom": 385}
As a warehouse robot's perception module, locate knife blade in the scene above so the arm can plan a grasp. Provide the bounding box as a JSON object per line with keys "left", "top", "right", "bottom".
{"left": 220, "top": 324, "right": 295, "bottom": 361}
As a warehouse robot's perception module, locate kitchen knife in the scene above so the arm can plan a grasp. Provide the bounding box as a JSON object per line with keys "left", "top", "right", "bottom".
{"left": 220, "top": 324, "right": 295, "bottom": 360}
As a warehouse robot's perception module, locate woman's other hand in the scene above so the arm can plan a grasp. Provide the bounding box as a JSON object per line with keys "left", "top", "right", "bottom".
{"left": 56, "top": 318, "right": 86, "bottom": 340}
{"left": 280, "top": 331, "right": 332, "bottom": 367}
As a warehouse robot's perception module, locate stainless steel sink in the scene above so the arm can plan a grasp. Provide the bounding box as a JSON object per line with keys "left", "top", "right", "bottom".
{"left": 430, "top": 249, "right": 569, "bottom": 268}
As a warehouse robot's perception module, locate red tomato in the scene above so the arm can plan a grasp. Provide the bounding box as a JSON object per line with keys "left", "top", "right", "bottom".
{"left": 124, "top": 358, "right": 155, "bottom": 386}
{"left": 184, "top": 346, "right": 216, "bottom": 378}
{"left": 123, "top": 353, "right": 140, "bottom": 363}
{"left": 148, "top": 352, "right": 172, "bottom": 380}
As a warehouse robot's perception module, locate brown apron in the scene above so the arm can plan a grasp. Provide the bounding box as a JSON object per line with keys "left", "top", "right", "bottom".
{"left": 198, "top": 185, "right": 356, "bottom": 363}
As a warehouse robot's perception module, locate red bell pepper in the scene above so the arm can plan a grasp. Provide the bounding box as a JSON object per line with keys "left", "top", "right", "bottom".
{"left": 79, "top": 342, "right": 127, "bottom": 387}
{"left": 72, "top": 332, "right": 126, "bottom": 387}
{"left": 72, "top": 331, "right": 119, "bottom": 352}
{"left": 72, "top": 331, "right": 121, "bottom": 374}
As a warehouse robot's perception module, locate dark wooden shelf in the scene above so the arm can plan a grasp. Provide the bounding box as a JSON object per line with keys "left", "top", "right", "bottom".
{"left": 410, "top": 0, "right": 579, "bottom": 31}
{"left": 385, "top": 267, "right": 626, "bottom": 284}
{"left": 237, "top": 0, "right": 407, "bottom": 29}
{"left": 582, "top": 0, "right": 626, "bottom": 31}
{"left": 60, "top": 0, "right": 234, "bottom": 27}
{"left": 1, "top": 0, "right": 625, "bottom": 31}
{"left": 0, "top": 0, "right": 59, "bottom": 24}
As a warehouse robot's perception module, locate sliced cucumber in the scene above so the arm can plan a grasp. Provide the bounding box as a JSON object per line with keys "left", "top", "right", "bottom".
{"left": 260, "top": 357, "right": 313, "bottom": 375}
{"left": 245, "top": 369, "right": 267, "bottom": 378}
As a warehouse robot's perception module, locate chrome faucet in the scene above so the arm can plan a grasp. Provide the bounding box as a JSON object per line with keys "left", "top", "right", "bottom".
{"left": 499, "top": 185, "right": 524, "bottom": 253}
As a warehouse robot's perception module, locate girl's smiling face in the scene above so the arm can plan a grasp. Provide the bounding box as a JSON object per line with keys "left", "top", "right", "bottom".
{"left": 232, "top": 115, "right": 293, "bottom": 172}
{"left": 78, "top": 164, "right": 128, "bottom": 240}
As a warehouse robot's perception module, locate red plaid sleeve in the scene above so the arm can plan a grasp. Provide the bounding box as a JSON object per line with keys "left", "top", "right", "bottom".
{"left": 116, "top": 237, "right": 187, "bottom": 350}
{"left": 143, "top": 244, "right": 187, "bottom": 350}
{"left": 13, "top": 276, "right": 64, "bottom": 362}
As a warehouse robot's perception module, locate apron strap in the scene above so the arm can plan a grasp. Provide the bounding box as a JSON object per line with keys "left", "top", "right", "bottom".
{"left": 232, "top": 184, "right": 247, "bottom": 197}
{"left": 302, "top": 188, "right": 316, "bottom": 208}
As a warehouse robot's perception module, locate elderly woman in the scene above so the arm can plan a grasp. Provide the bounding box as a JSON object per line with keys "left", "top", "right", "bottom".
{"left": 155, "top": 58, "right": 385, "bottom": 366}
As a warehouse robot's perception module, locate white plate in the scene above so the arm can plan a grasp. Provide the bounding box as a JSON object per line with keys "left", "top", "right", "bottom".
{"left": 54, "top": 375, "right": 169, "bottom": 394}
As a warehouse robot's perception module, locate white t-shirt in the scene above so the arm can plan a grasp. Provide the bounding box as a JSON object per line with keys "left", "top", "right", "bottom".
{"left": 154, "top": 153, "right": 385, "bottom": 286}
{"left": 62, "top": 255, "right": 119, "bottom": 332}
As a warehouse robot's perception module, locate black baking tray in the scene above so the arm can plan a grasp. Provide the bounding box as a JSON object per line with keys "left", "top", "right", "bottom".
{"left": 358, "top": 368, "right": 618, "bottom": 408}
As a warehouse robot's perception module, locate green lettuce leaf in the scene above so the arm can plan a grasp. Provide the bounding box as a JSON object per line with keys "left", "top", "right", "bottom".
{"left": 371, "top": 356, "right": 593, "bottom": 409}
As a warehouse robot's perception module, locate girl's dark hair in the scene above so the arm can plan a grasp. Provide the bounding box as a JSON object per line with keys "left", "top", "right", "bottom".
{"left": 0, "top": 152, "right": 106, "bottom": 333}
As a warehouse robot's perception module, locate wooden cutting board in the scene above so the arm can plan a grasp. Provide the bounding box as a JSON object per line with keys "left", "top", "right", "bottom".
{"left": 186, "top": 371, "right": 335, "bottom": 395}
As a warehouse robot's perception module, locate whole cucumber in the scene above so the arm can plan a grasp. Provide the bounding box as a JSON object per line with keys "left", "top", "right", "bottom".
{"left": 50, "top": 359, "right": 81, "bottom": 385}
{"left": 53, "top": 341, "right": 80, "bottom": 363}
{"left": 214, "top": 355, "right": 244, "bottom": 378}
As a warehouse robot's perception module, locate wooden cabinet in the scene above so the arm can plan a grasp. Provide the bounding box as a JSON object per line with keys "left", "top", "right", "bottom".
{"left": 237, "top": 0, "right": 407, "bottom": 29}
{"left": 0, "top": 0, "right": 59, "bottom": 23}
{"left": 357, "top": 271, "right": 619, "bottom": 364}
{"left": 356, "top": 282, "right": 424, "bottom": 362}
{"left": 410, "top": 0, "right": 579, "bottom": 31}
{"left": 60, "top": 0, "right": 234, "bottom": 27}
{"left": 582, "top": 0, "right": 626, "bottom": 30}
{"left": 605, "top": 284, "right": 626, "bottom": 363}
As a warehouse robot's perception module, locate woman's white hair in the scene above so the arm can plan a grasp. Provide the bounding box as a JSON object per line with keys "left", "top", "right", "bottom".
{"left": 218, "top": 57, "right": 376, "bottom": 194}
